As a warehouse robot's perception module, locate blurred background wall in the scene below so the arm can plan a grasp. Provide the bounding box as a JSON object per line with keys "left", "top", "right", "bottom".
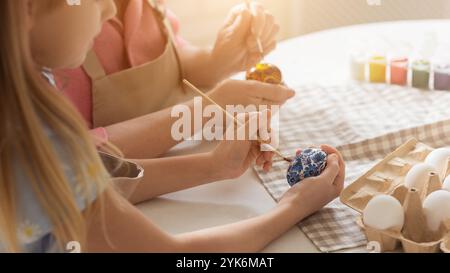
{"left": 166, "top": 0, "right": 450, "bottom": 46}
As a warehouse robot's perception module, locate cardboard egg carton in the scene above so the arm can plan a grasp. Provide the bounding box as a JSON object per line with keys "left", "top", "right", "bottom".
{"left": 340, "top": 138, "right": 450, "bottom": 253}
{"left": 442, "top": 235, "right": 450, "bottom": 253}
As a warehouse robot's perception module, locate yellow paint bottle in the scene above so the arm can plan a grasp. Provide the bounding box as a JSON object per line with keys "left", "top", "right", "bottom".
{"left": 369, "top": 56, "right": 387, "bottom": 83}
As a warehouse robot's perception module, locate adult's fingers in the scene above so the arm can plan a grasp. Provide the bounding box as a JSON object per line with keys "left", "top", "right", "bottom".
{"left": 246, "top": 35, "right": 261, "bottom": 53}
{"left": 223, "top": 4, "right": 244, "bottom": 28}
{"left": 246, "top": 37, "right": 277, "bottom": 60}
{"left": 260, "top": 13, "right": 277, "bottom": 43}
{"left": 244, "top": 81, "right": 295, "bottom": 103}
{"left": 229, "top": 8, "right": 252, "bottom": 39}
{"left": 262, "top": 41, "right": 277, "bottom": 57}
{"left": 249, "top": 1, "right": 266, "bottom": 37}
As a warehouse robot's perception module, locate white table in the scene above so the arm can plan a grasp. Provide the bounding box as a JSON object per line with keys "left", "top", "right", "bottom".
{"left": 137, "top": 20, "right": 450, "bottom": 253}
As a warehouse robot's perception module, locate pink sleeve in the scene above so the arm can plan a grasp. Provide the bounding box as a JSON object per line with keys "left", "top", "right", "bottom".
{"left": 166, "top": 9, "right": 188, "bottom": 48}
{"left": 54, "top": 68, "right": 109, "bottom": 146}
{"left": 55, "top": 69, "right": 109, "bottom": 146}
{"left": 54, "top": 68, "right": 94, "bottom": 129}
{"left": 90, "top": 127, "right": 109, "bottom": 147}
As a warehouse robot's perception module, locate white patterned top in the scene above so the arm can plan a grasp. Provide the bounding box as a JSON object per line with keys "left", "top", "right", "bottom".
{"left": 0, "top": 71, "right": 101, "bottom": 252}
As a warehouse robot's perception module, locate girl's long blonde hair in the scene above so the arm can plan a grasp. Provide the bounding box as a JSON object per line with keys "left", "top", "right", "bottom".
{"left": 0, "top": 0, "right": 111, "bottom": 252}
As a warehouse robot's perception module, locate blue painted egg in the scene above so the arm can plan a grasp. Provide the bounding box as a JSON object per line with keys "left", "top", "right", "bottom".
{"left": 286, "top": 148, "right": 328, "bottom": 186}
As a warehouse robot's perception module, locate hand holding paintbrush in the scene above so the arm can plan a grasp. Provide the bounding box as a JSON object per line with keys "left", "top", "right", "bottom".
{"left": 183, "top": 79, "right": 292, "bottom": 163}
{"left": 243, "top": 1, "right": 284, "bottom": 85}
{"left": 206, "top": 1, "right": 279, "bottom": 81}
{"left": 245, "top": 0, "right": 265, "bottom": 59}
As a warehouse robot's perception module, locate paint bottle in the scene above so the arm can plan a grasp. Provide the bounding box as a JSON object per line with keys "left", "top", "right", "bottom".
{"left": 434, "top": 63, "right": 450, "bottom": 91}
{"left": 412, "top": 60, "right": 430, "bottom": 89}
{"left": 350, "top": 53, "right": 366, "bottom": 81}
{"left": 390, "top": 58, "right": 409, "bottom": 86}
{"left": 369, "top": 56, "right": 387, "bottom": 83}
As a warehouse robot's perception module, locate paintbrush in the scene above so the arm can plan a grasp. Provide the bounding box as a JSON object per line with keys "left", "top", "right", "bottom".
{"left": 245, "top": 0, "right": 265, "bottom": 59}
{"left": 183, "top": 79, "right": 292, "bottom": 163}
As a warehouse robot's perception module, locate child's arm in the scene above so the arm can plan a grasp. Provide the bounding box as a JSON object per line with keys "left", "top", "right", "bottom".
{"left": 127, "top": 138, "right": 275, "bottom": 204}
{"left": 175, "top": 153, "right": 345, "bottom": 252}
{"left": 124, "top": 111, "right": 275, "bottom": 204}
{"left": 179, "top": 3, "right": 279, "bottom": 88}
{"left": 127, "top": 153, "right": 217, "bottom": 204}
{"left": 87, "top": 153, "right": 344, "bottom": 253}
{"left": 104, "top": 80, "right": 294, "bottom": 159}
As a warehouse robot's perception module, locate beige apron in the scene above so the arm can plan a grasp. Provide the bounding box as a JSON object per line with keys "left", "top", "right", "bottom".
{"left": 83, "top": 0, "right": 189, "bottom": 128}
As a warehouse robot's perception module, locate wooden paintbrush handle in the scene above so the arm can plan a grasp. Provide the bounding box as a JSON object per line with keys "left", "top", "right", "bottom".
{"left": 182, "top": 80, "right": 291, "bottom": 162}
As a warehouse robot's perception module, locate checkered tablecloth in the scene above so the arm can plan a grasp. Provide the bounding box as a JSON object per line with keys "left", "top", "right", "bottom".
{"left": 255, "top": 83, "right": 450, "bottom": 252}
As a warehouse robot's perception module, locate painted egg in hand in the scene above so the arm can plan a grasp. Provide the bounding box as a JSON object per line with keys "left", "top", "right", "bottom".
{"left": 246, "top": 63, "right": 283, "bottom": 84}
{"left": 286, "top": 148, "right": 327, "bottom": 187}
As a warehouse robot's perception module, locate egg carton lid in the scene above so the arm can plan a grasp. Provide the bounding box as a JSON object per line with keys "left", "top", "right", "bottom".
{"left": 340, "top": 138, "right": 433, "bottom": 213}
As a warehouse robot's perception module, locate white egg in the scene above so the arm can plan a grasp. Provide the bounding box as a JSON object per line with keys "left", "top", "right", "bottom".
{"left": 404, "top": 163, "right": 437, "bottom": 192}
{"left": 363, "top": 195, "right": 405, "bottom": 231}
{"left": 444, "top": 175, "right": 450, "bottom": 191}
{"left": 425, "top": 148, "right": 450, "bottom": 180}
{"left": 423, "top": 190, "right": 450, "bottom": 231}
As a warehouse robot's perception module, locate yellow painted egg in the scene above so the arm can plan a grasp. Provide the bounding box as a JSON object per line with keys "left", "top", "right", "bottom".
{"left": 246, "top": 63, "right": 283, "bottom": 85}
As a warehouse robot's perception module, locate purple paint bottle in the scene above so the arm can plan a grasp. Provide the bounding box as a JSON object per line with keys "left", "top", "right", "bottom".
{"left": 434, "top": 64, "right": 450, "bottom": 91}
